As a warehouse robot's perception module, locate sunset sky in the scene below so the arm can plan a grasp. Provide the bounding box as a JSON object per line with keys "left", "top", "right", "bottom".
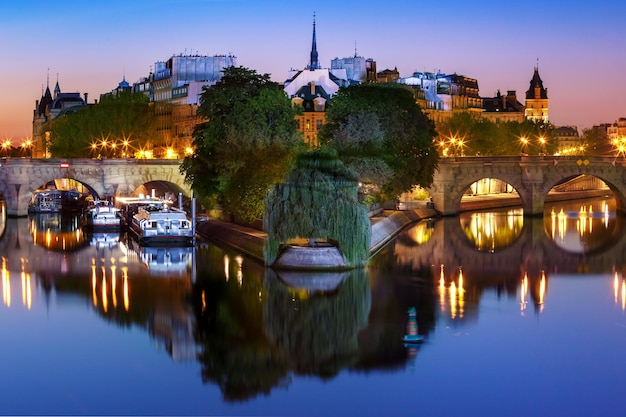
{"left": 2, "top": 0, "right": 625, "bottom": 141}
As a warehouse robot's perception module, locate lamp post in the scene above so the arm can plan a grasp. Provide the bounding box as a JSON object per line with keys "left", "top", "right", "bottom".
{"left": 539, "top": 136, "right": 546, "bottom": 155}
{"left": 20, "top": 139, "right": 32, "bottom": 157}
{"left": 520, "top": 137, "right": 528, "bottom": 155}
{"left": 2, "top": 140, "right": 11, "bottom": 157}
{"left": 122, "top": 140, "right": 130, "bottom": 158}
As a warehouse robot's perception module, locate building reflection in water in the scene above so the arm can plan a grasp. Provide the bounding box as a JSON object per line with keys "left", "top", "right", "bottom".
{"left": 460, "top": 208, "right": 524, "bottom": 251}
{"left": 1, "top": 256, "right": 33, "bottom": 310}
{"left": 438, "top": 264, "right": 465, "bottom": 319}
{"left": 29, "top": 213, "right": 86, "bottom": 252}
{"left": 614, "top": 271, "right": 626, "bottom": 311}
{"left": 548, "top": 199, "right": 616, "bottom": 253}
{"left": 4, "top": 195, "right": 626, "bottom": 401}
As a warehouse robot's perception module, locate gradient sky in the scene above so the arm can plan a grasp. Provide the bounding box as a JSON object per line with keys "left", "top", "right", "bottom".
{"left": 2, "top": 0, "right": 625, "bottom": 141}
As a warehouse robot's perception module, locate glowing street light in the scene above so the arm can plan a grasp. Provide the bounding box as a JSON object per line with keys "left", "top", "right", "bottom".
{"left": 520, "top": 137, "right": 528, "bottom": 155}
{"left": 20, "top": 139, "right": 32, "bottom": 157}
{"left": 2, "top": 139, "right": 11, "bottom": 157}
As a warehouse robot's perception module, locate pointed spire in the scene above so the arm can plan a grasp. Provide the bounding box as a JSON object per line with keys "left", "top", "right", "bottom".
{"left": 308, "top": 12, "right": 320, "bottom": 70}
{"left": 54, "top": 73, "right": 60, "bottom": 99}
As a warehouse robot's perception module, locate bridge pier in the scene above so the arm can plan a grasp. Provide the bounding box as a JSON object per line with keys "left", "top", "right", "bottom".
{"left": 426, "top": 156, "right": 626, "bottom": 217}
{"left": 0, "top": 158, "right": 191, "bottom": 217}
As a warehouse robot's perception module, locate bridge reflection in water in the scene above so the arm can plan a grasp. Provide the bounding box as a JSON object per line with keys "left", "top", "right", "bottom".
{"left": 1, "top": 196, "right": 626, "bottom": 408}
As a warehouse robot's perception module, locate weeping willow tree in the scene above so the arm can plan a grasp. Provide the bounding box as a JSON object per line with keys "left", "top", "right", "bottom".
{"left": 264, "top": 147, "right": 371, "bottom": 267}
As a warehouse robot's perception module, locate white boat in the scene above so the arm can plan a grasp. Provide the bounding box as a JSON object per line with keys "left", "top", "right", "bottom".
{"left": 129, "top": 201, "right": 194, "bottom": 246}
{"left": 115, "top": 196, "right": 166, "bottom": 227}
{"left": 81, "top": 200, "right": 121, "bottom": 231}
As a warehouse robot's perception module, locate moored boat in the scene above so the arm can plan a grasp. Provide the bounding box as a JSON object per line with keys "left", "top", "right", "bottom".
{"left": 129, "top": 201, "right": 194, "bottom": 246}
{"left": 28, "top": 189, "right": 83, "bottom": 214}
{"left": 81, "top": 199, "right": 121, "bottom": 231}
{"left": 115, "top": 196, "right": 167, "bottom": 228}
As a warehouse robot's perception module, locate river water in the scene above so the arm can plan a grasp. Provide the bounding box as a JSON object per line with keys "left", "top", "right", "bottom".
{"left": 1, "top": 197, "right": 625, "bottom": 416}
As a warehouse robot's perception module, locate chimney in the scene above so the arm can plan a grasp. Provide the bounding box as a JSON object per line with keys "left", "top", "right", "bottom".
{"left": 84, "top": 92, "right": 88, "bottom": 103}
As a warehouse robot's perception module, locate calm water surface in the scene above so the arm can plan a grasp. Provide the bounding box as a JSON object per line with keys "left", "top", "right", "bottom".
{"left": 1, "top": 198, "right": 626, "bottom": 416}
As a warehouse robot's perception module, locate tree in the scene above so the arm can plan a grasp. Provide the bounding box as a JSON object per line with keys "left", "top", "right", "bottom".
{"left": 263, "top": 147, "right": 371, "bottom": 267}
{"left": 47, "top": 91, "right": 156, "bottom": 158}
{"left": 318, "top": 83, "right": 438, "bottom": 202}
{"left": 582, "top": 126, "right": 611, "bottom": 156}
{"left": 435, "top": 113, "right": 558, "bottom": 156}
{"left": 180, "top": 66, "right": 306, "bottom": 223}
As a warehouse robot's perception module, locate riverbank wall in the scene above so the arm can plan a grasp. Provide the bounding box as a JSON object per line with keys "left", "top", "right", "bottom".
{"left": 195, "top": 206, "right": 438, "bottom": 265}
{"left": 195, "top": 190, "right": 609, "bottom": 266}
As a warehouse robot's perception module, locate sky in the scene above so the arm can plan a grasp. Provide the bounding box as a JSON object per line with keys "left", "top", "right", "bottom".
{"left": 1, "top": 0, "right": 626, "bottom": 141}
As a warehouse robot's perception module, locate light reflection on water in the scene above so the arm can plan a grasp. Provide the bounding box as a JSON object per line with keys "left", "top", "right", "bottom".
{"left": 1, "top": 200, "right": 626, "bottom": 415}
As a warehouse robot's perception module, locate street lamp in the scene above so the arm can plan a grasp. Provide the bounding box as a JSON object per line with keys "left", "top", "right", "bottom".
{"left": 20, "top": 139, "right": 32, "bottom": 157}
{"left": 2, "top": 139, "right": 11, "bottom": 157}
{"left": 520, "top": 137, "right": 528, "bottom": 155}
{"left": 457, "top": 139, "right": 465, "bottom": 156}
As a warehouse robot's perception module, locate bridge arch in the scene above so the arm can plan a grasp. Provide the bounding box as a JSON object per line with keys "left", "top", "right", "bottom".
{"left": 1, "top": 158, "right": 189, "bottom": 216}
{"left": 541, "top": 172, "right": 625, "bottom": 214}
{"left": 429, "top": 156, "right": 626, "bottom": 216}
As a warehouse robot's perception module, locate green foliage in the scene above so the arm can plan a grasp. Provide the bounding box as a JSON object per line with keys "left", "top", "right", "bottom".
{"left": 436, "top": 112, "right": 558, "bottom": 156}
{"left": 47, "top": 91, "right": 156, "bottom": 158}
{"left": 180, "top": 66, "right": 305, "bottom": 223}
{"left": 263, "top": 268, "right": 370, "bottom": 376}
{"left": 319, "top": 83, "right": 438, "bottom": 201}
{"left": 582, "top": 126, "right": 611, "bottom": 155}
{"left": 263, "top": 147, "right": 371, "bottom": 267}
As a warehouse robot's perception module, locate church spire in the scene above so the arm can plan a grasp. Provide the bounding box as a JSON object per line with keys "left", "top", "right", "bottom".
{"left": 308, "top": 12, "right": 320, "bottom": 70}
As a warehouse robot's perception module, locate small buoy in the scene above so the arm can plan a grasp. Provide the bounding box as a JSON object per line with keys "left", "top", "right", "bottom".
{"left": 403, "top": 306, "right": 424, "bottom": 343}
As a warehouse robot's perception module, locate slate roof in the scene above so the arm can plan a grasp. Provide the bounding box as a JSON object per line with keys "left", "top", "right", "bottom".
{"left": 526, "top": 68, "right": 548, "bottom": 99}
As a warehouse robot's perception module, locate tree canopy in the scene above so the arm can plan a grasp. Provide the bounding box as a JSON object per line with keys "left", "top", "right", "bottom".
{"left": 180, "top": 66, "right": 306, "bottom": 223}
{"left": 435, "top": 112, "right": 557, "bottom": 156}
{"left": 263, "top": 147, "right": 371, "bottom": 267}
{"left": 318, "top": 83, "right": 438, "bottom": 202}
{"left": 47, "top": 90, "right": 156, "bottom": 158}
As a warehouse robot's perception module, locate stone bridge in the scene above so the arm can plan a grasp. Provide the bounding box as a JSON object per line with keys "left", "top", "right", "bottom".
{"left": 0, "top": 158, "right": 190, "bottom": 216}
{"left": 3, "top": 155, "right": 625, "bottom": 217}
{"left": 429, "top": 155, "right": 626, "bottom": 216}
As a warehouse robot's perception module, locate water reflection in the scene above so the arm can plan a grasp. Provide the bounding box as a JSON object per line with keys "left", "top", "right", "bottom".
{"left": 458, "top": 197, "right": 619, "bottom": 255}
{"left": 460, "top": 208, "right": 524, "bottom": 251}
{"left": 546, "top": 198, "right": 617, "bottom": 253}
{"left": 2, "top": 197, "right": 626, "bottom": 411}
{"left": 28, "top": 213, "right": 87, "bottom": 251}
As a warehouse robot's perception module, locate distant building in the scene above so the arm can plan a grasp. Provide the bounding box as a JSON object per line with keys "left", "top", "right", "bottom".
{"left": 398, "top": 71, "right": 482, "bottom": 125}
{"left": 147, "top": 53, "right": 237, "bottom": 158}
{"left": 525, "top": 66, "right": 548, "bottom": 123}
{"left": 32, "top": 77, "right": 89, "bottom": 158}
{"left": 607, "top": 117, "right": 626, "bottom": 142}
{"left": 377, "top": 67, "right": 400, "bottom": 83}
{"left": 284, "top": 15, "right": 373, "bottom": 146}
{"left": 482, "top": 90, "right": 525, "bottom": 123}
{"left": 330, "top": 55, "right": 376, "bottom": 84}
{"left": 554, "top": 126, "right": 583, "bottom": 155}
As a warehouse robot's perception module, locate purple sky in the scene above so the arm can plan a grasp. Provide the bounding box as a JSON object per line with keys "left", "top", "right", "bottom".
{"left": 2, "top": 0, "right": 625, "bottom": 142}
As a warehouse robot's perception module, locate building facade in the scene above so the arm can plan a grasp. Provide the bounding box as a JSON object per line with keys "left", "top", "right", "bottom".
{"left": 524, "top": 66, "right": 549, "bottom": 123}
{"left": 283, "top": 16, "right": 375, "bottom": 146}
{"left": 32, "top": 79, "right": 89, "bottom": 158}
{"left": 481, "top": 90, "right": 525, "bottom": 123}
{"left": 147, "top": 53, "right": 237, "bottom": 158}
{"left": 398, "top": 71, "right": 483, "bottom": 125}
{"left": 554, "top": 126, "right": 582, "bottom": 155}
